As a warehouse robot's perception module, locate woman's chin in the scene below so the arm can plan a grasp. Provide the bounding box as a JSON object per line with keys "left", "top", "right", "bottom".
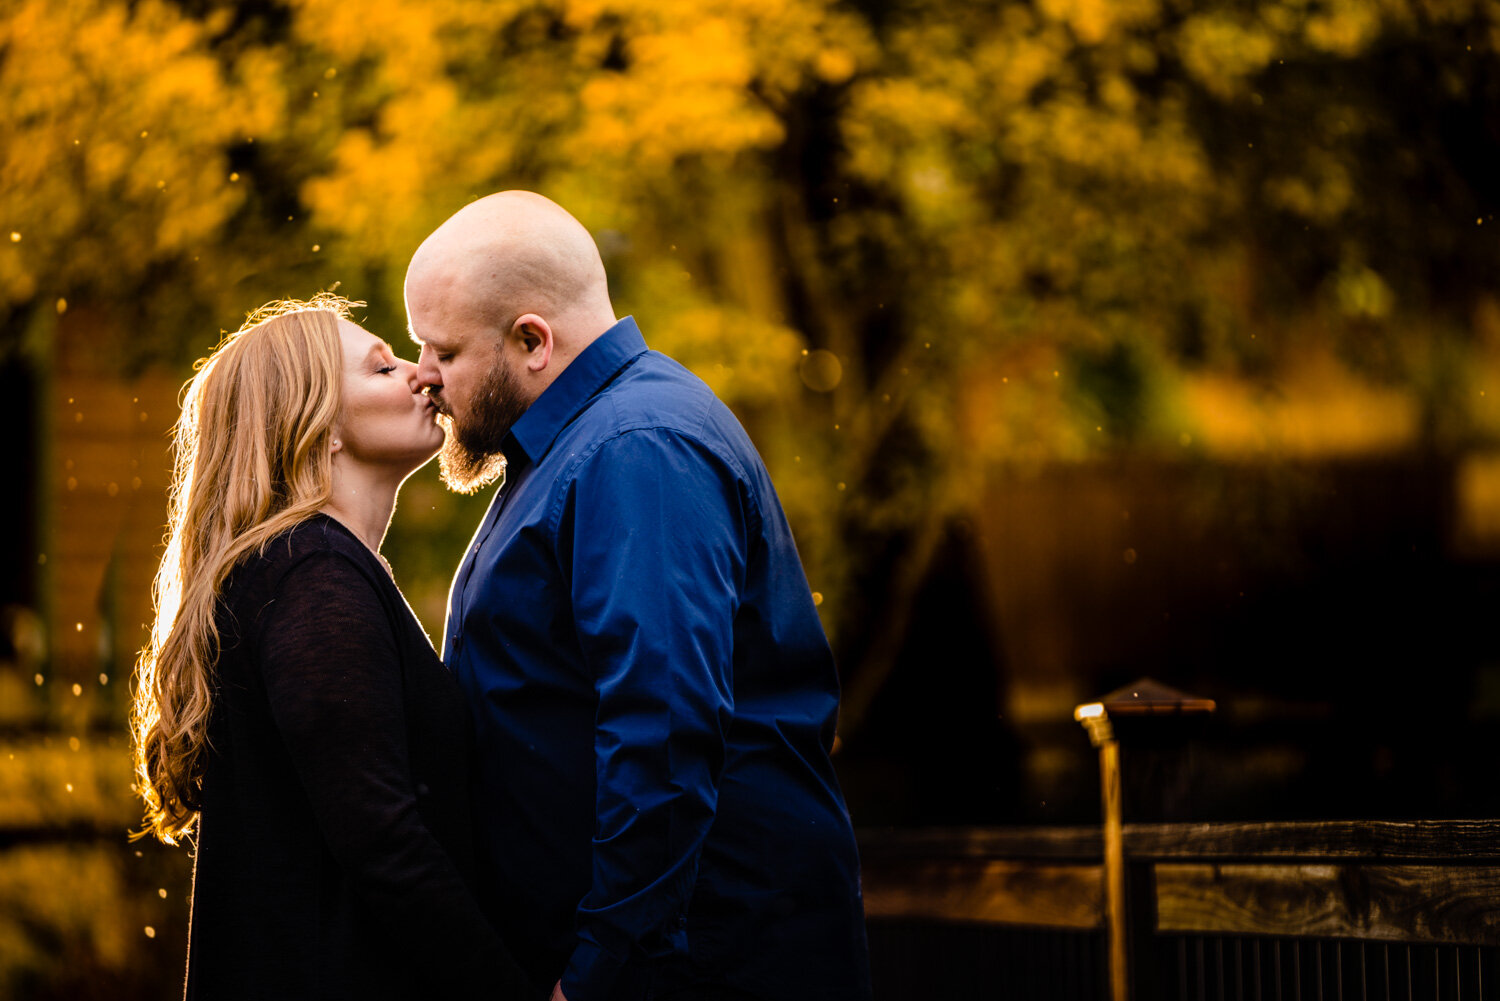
{"left": 412, "top": 441, "right": 444, "bottom": 472}
{"left": 388, "top": 437, "right": 445, "bottom": 482}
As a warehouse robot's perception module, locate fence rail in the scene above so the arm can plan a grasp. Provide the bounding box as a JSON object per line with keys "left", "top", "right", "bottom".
{"left": 858, "top": 821, "right": 1500, "bottom": 999}
{"left": 861, "top": 820, "right": 1500, "bottom": 864}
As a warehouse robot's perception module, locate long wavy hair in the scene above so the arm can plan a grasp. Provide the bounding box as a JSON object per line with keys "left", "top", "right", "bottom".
{"left": 131, "top": 293, "right": 359, "bottom": 843}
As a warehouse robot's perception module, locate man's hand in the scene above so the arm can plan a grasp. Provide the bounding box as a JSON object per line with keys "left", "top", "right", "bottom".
{"left": 550, "top": 981, "right": 569, "bottom": 1001}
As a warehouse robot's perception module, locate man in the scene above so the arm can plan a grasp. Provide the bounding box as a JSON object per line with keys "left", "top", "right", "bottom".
{"left": 405, "top": 191, "right": 872, "bottom": 1001}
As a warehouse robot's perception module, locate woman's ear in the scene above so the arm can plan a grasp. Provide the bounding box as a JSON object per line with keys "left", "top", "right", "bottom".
{"left": 330, "top": 433, "right": 344, "bottom": 455}
{"left": 511, "top": 313, "right": 554, "bottom": 373}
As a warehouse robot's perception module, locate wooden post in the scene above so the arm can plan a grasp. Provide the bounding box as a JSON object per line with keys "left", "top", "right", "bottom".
{"left": 1077, "top": 679, "right": 1216, "bottom": 1001}
{"left": 1100, "top": 736, "right": 1127, "bottom": 1001}
{"left": 1077, "top": 704, "right": 1128, "bottom": 1001}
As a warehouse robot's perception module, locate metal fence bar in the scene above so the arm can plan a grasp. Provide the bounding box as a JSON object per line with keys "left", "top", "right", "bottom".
{"left": 1158, "top": 936, "right": 1500, "bottom": 1001}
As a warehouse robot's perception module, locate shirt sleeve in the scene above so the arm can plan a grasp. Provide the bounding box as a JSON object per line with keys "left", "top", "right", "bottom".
{"left": 556, "top": 429, "right": 750, "bottom": 1001}
{"left": 258, "top": 551, "right": 535, "bottom": 1000}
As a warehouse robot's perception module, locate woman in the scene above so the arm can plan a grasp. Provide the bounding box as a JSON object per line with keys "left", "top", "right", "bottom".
{"left": 130, "top": 294, "right": 534, "bottom": 1000}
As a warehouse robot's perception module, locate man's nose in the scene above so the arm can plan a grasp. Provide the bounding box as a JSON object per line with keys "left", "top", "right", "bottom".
{"left": 413, "top": 345, "right": 442, "bottom": 393}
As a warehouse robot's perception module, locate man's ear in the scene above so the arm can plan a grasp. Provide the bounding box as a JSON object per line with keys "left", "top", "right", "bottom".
{"left": 511, "top": 313, "right": 554, "bottom": 373}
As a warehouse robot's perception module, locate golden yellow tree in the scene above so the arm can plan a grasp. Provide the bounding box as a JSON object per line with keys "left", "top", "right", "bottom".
{"left": 7, "top": 0, "right": 1499, "bottom": 729}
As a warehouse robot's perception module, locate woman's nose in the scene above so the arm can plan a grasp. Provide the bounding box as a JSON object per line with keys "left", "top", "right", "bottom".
{"left": 401, "top": 358, "right": 423, "bottom": 394}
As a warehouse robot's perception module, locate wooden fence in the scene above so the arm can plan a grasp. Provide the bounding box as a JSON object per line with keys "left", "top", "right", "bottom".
{"left": 859, "top": 821, "right": 1500, "bottom": 1000}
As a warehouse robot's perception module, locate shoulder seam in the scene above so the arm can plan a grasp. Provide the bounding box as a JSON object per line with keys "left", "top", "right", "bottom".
{"left": 544, "top": 423, "right": 762, "bottom": 539}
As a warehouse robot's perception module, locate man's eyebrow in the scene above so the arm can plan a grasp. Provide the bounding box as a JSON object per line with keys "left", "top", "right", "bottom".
{"left": 414, "top": 332, "right": 454, "bottom": 354}
{"left": 407, "top": 324, "right": 449, "bottom": 349}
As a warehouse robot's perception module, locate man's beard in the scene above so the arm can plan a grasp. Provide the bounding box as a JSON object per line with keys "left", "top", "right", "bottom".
{"left": 434, "top": 358, "right": 530, "bottom": 495}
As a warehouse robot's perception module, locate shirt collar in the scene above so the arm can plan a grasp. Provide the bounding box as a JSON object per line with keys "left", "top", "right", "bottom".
{"left": 505, "top": 316, "right": 646, "bottom": 470}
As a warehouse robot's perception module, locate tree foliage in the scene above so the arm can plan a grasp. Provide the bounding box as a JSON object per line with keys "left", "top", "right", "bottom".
{"left": 5, "top": 0, "right": 1500, "bottom": 723}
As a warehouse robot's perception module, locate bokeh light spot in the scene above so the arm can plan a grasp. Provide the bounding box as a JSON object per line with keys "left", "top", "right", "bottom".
{"left": 799, "top": 350, "right": 842, "bottom": 392}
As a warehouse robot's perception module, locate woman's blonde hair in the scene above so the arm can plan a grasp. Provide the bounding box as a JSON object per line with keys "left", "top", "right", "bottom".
{"left": 131, "top": 293, "right": 359, "bottom": 843}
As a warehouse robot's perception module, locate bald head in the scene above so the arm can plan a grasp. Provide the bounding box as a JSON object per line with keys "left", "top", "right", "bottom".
{"left": 406, "top": 191, "right": 616, "bottom": 353}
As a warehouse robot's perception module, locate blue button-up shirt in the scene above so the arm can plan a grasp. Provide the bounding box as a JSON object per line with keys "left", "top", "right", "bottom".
{"left": 445, "top": 317, "right": 869, "bottom": 1001}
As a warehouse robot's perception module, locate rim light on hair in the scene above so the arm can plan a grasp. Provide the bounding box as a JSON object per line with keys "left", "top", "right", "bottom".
{"left": 130, "top": 292, "right": 361, "bottom": 844}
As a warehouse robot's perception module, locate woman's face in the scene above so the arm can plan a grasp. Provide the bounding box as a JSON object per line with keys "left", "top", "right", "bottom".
{"left": 333, "top": 319, "right": 445, "bottom": 474}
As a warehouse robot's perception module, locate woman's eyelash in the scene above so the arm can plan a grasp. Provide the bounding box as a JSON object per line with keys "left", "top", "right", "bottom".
{"left": 377, "top": 364, "right": 397, "bottom": 375}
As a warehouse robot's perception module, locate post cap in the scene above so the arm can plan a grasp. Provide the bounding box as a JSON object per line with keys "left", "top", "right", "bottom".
{"left": 1088, "top": 677, "right": 1216, "bottom": 718}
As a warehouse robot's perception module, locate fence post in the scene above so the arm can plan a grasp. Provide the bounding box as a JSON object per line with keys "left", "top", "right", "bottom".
{"left": 1076, "top": 679, "right": 1216, "bottom": 1001}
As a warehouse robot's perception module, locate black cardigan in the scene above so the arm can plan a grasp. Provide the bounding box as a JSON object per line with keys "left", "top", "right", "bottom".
{"left": 184, "top": 514, "right": 533, "bottom": 1000}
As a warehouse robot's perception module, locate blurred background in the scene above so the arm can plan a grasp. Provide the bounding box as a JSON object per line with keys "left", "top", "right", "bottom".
{"left": 4, "top": 0, "right": 1500, "bottom": 996}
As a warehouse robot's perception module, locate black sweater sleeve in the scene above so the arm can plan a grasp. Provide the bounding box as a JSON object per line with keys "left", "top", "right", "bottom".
{"left": 257, "top": 550, "right": 534, "bottom": 999}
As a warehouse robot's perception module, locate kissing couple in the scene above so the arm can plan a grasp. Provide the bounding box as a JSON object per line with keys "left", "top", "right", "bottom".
{"left": 131, "top": 192, "right": 872, "bottom": 1001}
